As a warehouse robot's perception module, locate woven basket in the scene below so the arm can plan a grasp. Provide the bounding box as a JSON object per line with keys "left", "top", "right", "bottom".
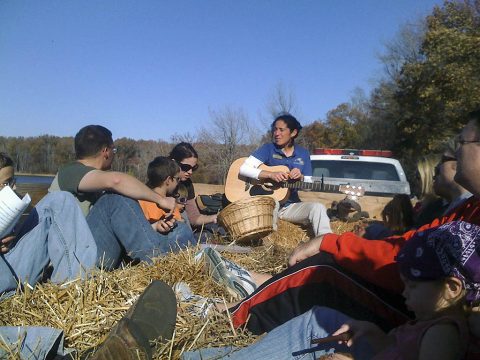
{"left": 218, "top": 196, "right": 276, "bottom": 244}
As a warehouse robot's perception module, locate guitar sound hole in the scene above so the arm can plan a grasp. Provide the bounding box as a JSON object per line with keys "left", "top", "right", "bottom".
{"left": 250, "top": 185, "right": 274, "bottom": 196}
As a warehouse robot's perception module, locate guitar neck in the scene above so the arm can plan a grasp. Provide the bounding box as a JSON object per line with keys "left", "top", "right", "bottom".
{"left": 284, "top": 181, "right": 340, "bottom": 194}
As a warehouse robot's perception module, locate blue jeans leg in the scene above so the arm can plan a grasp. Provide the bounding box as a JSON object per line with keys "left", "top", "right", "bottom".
{"left": 181, "top": 306, "right": 354, "bottom": 360}
{"left": 1, "top": 192, "right": 97, "bottom": 294}
{"left": 0, "top": 326, "right": 70, "bottom": 359}
{"left": 86, "top": 194, "right": 196, "bottom": 269}
{"left": 164, "top": 221, "right": 198, "bottom": 251}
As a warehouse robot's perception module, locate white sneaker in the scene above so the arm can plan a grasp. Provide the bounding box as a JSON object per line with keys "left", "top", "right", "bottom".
{"left": 173, "top": 282, "right": 221, "bottom": 318}
{"left": 195, "top": 247, "right": 257, "bottom": 299}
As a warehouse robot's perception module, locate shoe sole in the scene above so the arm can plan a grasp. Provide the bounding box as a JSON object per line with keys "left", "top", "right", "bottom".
{"left": 126, "top": 280, "right": 177, "bottom": 344}
{"left": 202, "top": 248, "right": 250, "bottom": 299}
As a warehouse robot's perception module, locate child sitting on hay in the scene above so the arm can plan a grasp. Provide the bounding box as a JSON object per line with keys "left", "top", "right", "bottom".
{"left": 182, "top": 221, "right": 480, "bottom": 359}
{"left": 139, "top": 156, "right": 197, "bottom": 249}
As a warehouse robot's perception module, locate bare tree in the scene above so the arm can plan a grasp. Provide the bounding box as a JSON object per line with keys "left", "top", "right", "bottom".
{"left": 170, "top": 132, "right": 196, "bottom": 145}
{"left": 266, "top": 81, "right": 299, "bottom": 119}
{"left": 377, "top": 18, "right": 426, "bottom": 82}
{"left": 198, "top": 106, "right": 257, "bottom": 184}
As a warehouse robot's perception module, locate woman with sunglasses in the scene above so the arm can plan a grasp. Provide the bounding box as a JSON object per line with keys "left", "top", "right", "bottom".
{"left": 433, "top": 139, "right": 472, "bottom": 216}
{"left": 169, "top": 143, "right": 219, "bottom": 235}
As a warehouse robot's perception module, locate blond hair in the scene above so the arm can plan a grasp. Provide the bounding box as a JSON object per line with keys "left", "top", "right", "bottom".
{"left": 417, "top": 153, "right": 441, "bottom": 199}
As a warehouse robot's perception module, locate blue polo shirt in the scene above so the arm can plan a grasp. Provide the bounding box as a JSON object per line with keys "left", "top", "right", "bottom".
{"left": 252, "top": 143, "right": 312, "bottom": 205}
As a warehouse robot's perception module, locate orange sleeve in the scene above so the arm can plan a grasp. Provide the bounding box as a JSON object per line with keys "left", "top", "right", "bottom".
{"left": 319, "top": 197, "right": 478, "bottom": 293}
{"left": 138, "top": 200, "right": 166, "bottom": 223}
{"left": 173, "top": 207, "right": 182, "bottom": 221}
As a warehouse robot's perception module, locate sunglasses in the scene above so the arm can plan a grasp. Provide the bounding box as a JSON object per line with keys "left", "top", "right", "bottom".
{"left": 174, "top": 193, "right": 188, "bottom": 205}
{"left": 177, "top": 162, "right": 198, "bottom": 172}
{"left": 440, "top": 155, "right": 456, "bottom": 164}
{"left": 433, "top": 155, "right": 456, "bottom": 179}
{"left": 455, "top": 134, "right": 480, "bottom": 147}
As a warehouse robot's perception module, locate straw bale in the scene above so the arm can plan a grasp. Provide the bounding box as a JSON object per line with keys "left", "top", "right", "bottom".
{"left": 0, "top": 218, "right": 367, "bottom": 359}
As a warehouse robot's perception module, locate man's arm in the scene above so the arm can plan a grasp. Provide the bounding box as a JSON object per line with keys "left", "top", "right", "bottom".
{"left": 78, "top": 170, "right": 175, "bottom": 210}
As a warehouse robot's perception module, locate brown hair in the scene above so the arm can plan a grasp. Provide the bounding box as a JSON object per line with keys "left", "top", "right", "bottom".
{"left": 0, "top": 152, "right": 13, "bottom": 170}
{"left": 382, "top": 194, "right": 414, "bottom": 234}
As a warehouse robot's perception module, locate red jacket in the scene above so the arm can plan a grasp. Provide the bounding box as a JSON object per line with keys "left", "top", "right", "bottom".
{"left": 320, "top": 196, "right": 480, "bottom": 293}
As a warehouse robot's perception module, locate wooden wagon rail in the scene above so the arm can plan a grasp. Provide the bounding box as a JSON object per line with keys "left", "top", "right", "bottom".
{"left": 16, "top": 183, "right": 50, "bottom": 207}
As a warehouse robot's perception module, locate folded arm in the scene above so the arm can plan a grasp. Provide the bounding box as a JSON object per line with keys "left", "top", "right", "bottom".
{"left": 79, "top": 170, "right": 175, "bottom": 210}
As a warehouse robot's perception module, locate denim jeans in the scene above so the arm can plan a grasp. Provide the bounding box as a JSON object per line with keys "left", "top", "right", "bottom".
{"left": 86, "top": 194, "right": 197, "bottom": 269}
{"left": 0, "top": 191, "right": 97, "bottom": 296}
{"left": 182, "top": 306, "right": 374, "bottom": 359}
{"left": 0, "top": 326, "right": 70, "bottom": 359}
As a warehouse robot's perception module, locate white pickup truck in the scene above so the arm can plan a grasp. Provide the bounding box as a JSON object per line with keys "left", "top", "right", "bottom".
{"left": 310, "top": 149, "right": 411, "bottom": 197}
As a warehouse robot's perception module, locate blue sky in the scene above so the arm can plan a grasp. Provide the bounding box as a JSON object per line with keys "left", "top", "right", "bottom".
{"left": 0, "top": 0, "right": 443, "bottom": 141}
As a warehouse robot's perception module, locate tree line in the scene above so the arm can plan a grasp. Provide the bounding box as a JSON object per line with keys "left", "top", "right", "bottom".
{"left": 1, "top": 0, "right": 479, "bottom": 185}
{"left": 299, "top": 0, "right": 480, "bottom": 175}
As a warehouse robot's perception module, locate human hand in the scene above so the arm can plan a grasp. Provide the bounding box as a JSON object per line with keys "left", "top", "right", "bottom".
{"left": 1, "top": 235, "right": 15, "bottom": 254}
{"left": 158, "top": 196, "right": 176, "bottom": 211}
{"left": 333, "top": 320, "right": 385, "bottom": 348}
{"left": 154, "top": 215, "right": 176, "bottom": 234}
{"left": 269, "top": 171, "right": 289, "bottom": 183}
{"left": 289, "top": 168, "right": 302, "bottom": 180}
{"left": 288, "top": 236, "right": 323, "bottom": 266}
{"left": 353, "top": 223, "right": 366, "bottom": 237}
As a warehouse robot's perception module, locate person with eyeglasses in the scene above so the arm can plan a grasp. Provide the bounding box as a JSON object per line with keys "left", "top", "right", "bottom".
{"left": 0, "top": 152, "right": 97, "bottom": 296}
{"left": 433, "top": 139, "right": 472, "bottom": 216}
{"left": 49, "top": 125, "right": 177, "bottom": 270}
{"left": 227, "top": 109, "right": 480, "bottom": 350}
{"left": 169, "top": 143, "right": 221, "bottom": 239}
{"left": 0, "top": 173, "right": 15, "bottom": 190}
{"left": 138, "top": 156, "right": 196, "bottom": 249}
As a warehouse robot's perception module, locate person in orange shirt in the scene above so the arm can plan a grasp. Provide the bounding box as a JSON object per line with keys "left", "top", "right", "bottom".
{"left": 139, "top": 156, "right": 196, "bottom": 248}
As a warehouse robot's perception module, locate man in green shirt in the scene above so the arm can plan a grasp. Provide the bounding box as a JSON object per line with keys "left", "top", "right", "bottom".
{"left": 49, "top": 125, "right": 183, "bottom": 269}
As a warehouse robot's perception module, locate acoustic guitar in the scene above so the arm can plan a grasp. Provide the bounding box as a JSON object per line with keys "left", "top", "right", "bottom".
{"left": 225, "top": 157, "right": 365, "bottom": 203}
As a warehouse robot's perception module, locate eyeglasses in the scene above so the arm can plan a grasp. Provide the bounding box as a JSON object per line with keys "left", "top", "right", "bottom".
{"left": 455, "top": 135, "right": 480, "bottom": 147}
{"left": 0, "top": 177, "right": 16, "bottom": 188}
{"left": 105, "top": 146, "right": 117, "bottom": 154}
{"left": 433, "top": 155, "right": 456, "bottom": 180}
{"left": 177, "top": 162, "right": 198, "bottom": 172}
{"left": 440, "top": 155, "right": 456, "bottom": 163}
